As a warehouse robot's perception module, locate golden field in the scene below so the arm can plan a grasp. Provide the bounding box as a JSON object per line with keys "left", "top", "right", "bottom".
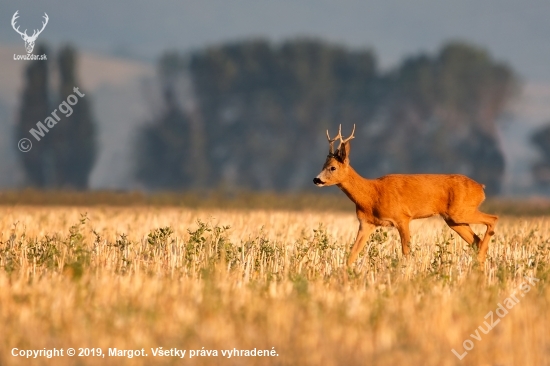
{"left": 0, "top": 205, "right": 549, "bottom": 365}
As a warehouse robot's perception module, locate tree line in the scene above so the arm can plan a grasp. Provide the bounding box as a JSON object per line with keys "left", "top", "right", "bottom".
{"left": 17, "top": 40, "right": 526, "bottom": 194}
{"left": 136, "top": 39, "right": 516, "bottom": 195}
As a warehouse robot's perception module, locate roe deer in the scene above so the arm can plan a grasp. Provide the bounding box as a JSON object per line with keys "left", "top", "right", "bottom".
{"left": 313, "top": 125, "right": 497, "bottom": 267}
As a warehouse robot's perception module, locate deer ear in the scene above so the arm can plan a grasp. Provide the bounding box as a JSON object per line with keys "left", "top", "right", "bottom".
{"left": 337, "top": 141, "right": 350, "bottom": 163}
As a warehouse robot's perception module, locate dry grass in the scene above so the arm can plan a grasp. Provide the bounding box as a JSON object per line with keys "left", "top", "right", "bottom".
{"left": 0, "top": 206, "right": 549, "bottom": 365}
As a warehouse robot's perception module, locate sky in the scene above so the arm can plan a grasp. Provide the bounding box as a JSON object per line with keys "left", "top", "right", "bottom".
{"left": 1, "top": 0, "right": 550, "bottom": 82}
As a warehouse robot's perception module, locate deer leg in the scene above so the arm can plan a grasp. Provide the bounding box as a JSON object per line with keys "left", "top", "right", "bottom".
{"left": 396, "top": 221, "right": 411, "bottom": 256}
{"left": 473, "top": 211, "right": 497, "bottom": 264}
{"left": 347, "top": 222, "right": 376, "bottom": 266}
{"left": 448, "top": 211, "right": 497, "bottom": 264}
{"left": 444, "top": 219, "right": 481, "bottom": 249}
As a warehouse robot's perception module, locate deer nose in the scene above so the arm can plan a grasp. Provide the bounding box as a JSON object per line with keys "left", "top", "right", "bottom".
{"left": 313, "top": 178, "right": 322, "bottom": 185}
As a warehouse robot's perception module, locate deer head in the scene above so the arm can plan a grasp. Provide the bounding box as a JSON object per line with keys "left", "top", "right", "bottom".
{"left": 313, "top": 124, "right": 355, "bottom": 186}
{"left": 12, "top": 11, "right": 49, "bottom": 54}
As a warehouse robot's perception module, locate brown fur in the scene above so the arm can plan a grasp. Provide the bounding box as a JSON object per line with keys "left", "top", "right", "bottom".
{"left": 314, "top": 129, "right": 497, "bottom": 267}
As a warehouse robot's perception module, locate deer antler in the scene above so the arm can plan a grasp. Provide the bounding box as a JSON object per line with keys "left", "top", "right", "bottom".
{"left": 340, "top": 124, "right": 356, "bottom": 144}
{"left": 326, "top": 125, "right": 343, "bottom": 154}
{"left": 11, "top": 11, "right": 28, "bottom": 38}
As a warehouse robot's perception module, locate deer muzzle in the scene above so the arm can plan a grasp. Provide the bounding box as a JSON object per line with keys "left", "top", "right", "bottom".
{"left": 313, "top": 177, "right": 325, "bottom": 186}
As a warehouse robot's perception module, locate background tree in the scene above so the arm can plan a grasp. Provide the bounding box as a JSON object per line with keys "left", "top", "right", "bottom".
{"left": 189, "top": 39, "right": 378, "bottom": 190}
{"left": 16, "top": 44, "right": 52, "bottom": 187}
{"left": 53, "top": 45, "right": 97, "bottom": 189}
{"left": 135, "top": 53, "right": 205, "bottom": 190}
{"left": 378, "top": 42, "right": 516, "bottom": 195}
{"left": 531, "top": 124, "right": 550, "bottom": 187}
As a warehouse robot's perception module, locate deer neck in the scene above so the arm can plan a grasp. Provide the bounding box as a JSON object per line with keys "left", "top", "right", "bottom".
{"left": 337, "top": 166, "right": 375, "bottom": 207}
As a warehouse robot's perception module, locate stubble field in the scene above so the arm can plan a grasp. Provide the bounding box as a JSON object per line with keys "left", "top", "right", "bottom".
{"left": 0, "top": 206, "right": 549, "bottom": 365}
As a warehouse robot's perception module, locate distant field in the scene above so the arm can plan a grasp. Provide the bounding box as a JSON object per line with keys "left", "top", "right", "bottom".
{"left": 2, "top": 189, "right": 550, "bottom": 216}
{"left": 0, "top": 206, "right": 549, "bottom": 365}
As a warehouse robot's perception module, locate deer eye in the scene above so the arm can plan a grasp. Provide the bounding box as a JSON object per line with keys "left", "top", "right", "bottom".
{"left": 330, "top": 166, "right": 336, "bottom": 171}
